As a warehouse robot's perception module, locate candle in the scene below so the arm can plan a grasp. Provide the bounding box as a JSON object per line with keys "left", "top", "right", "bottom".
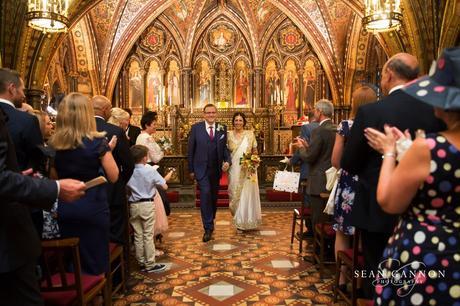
{"left": 190, "top": 98, "right": 193, "bottom": 114}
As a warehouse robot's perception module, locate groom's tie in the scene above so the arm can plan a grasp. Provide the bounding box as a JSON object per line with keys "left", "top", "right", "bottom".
{"left": 209, "top": 126, "right": 214, "bottom": 141}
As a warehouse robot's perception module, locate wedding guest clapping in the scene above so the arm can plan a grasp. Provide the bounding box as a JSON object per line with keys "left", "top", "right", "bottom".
{"left": 364, "top": 47, "right": 460, "bottom": 306}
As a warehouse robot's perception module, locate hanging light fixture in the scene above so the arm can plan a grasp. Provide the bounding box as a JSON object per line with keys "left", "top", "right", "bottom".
{"left": 362, "top": 0, "right": 403, "bottom": 32}
{"left": 26, "top": 0, "right": 70, "bottom": 33}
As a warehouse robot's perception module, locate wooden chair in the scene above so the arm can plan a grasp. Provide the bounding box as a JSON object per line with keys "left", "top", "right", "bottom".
{"left": 313, "top": 222, "right": 336, "bottom": 278}
{"left": 107, "top": 242, "right": 126, "bottom": 296}
{"left": 334, "top": 229, "right": 364, "bottom": 306}
{"left": 40, "top": 238, "right": 109, "bottom": 306}
{"left": 290, "top": 181, "right": 312, "bottom": 253}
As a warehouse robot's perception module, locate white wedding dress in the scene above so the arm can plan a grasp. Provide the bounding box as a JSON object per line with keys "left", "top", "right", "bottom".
{"left": 227, "top": 130, "right": 262, "bottom": 230}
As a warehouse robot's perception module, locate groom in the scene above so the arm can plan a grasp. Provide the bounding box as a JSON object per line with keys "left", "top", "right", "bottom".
{"left": 188, "top": 104, "right": 231, "bottom": 242}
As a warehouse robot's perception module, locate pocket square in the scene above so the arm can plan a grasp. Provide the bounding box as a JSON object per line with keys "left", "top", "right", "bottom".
{"left": 219, "top": 134, "right": 225, "bottom": 140}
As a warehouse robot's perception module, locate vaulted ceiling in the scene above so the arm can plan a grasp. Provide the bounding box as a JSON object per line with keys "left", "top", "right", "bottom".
{"left": 1, "top": 0, "right": 459, "bottom": 103}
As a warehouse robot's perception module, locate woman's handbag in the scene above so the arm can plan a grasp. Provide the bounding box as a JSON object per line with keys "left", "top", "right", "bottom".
{"left": 273, "top": 165, "right": 300, "bottom": 193}
{"left": 324, "top": 180, "right": 338, "bottom": 215}
{"left": 325, "top": 166, "right": 338, "bottom": 191}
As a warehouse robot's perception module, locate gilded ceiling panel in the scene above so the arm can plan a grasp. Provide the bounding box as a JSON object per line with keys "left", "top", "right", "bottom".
{"left": 89, "top": 0, "right": 118, "bottom": 57}
{"left": 163, "top": 0, "right": 193, "bottom": 40}
{"left": 114, "top": 0, "right": 152, "bottom": 46}
{"left": 327, "top": 0, "right": 353, "bottom": 62}
{"left": 295, "top": 0, "right": 331, "bottom": 47}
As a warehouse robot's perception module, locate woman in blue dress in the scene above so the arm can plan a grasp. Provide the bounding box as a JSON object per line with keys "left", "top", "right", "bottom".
{"left": 49, "top": 93, "right": 119, "bottom": 275}
{"left": 331, "top": 85, "right": 377, "bottom": 288}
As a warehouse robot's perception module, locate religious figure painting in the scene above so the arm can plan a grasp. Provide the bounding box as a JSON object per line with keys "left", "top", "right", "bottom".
{"left": 265, "top": 61, "right": 280, "bottom": 105}
{"left": 209, "top": 25, "right": 234, "bottom": 52}
{"left": 196, "top": 60, "right": 211, "bottom": 108}
{"left": 234, "top": 61, "right": 249, "bottom": 106}
{"left": 167, "top": 60, "right": 180, "bottom": 105}
{"left": 284, "top": 60, "right": 298, "bottom": 111}
{"left": 128, "top": 60, "right": 144, "bottom": 109}
{"left": 147, "top": 60, "right": 162, "bottom": 110}
{"left": 303, "top": 59, "right": 317, "bottom": 112}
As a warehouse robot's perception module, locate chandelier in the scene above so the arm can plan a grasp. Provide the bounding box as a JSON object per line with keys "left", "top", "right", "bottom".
{"left": 362, "top": 0, "right": 403, "bottom": 32}
{"left": 26, "top": 0, "right": 70, "bottom": 33}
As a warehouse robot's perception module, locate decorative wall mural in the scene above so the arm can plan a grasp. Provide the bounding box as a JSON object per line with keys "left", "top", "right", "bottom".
{"left": 167, "top": 60, "right": 180, "bottom": 105}
{"left": 284, "top": 59, "right": 298, "bottom": 111}
{"left": 146, "top": 60, "right": 162, "bottom": 110}
{"left": 234, "top": 60, "right": 249, "bottom": 106}
{"left": 141, "top": 26, "right": 164, "bottom": 53}
{"left": 128, "top": 60, "right": 144, "bottom": 109}
{"left": 265, "top": 60, "right": 280, "bottom": 105}
{"left": 279, "top": 26, "right": 304, "bottom": 51}
{"left": 303, "top": 58, "right": 317, "bottom": 111}
{"left": 209, "top": 25, "right": 235, "bottom": 52}
{"left": 196, "top": 60, "right": 211, "bottom": 108}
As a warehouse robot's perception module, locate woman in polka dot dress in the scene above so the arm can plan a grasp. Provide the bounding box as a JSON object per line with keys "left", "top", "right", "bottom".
{"left": 364, "top": 47, "right": 460, "bottom": 306}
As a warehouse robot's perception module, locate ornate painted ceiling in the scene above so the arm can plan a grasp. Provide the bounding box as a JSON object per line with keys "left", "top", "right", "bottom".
{"left": 1, "top": 0, "right": 459, "bottom": 104}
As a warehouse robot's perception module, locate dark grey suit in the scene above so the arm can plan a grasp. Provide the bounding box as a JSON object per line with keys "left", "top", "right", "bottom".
{"left": 299, "top": 119, "right": 336, "bottom": 228}
{"left": 0, "top": 108, "right": 57, "bottom": 305}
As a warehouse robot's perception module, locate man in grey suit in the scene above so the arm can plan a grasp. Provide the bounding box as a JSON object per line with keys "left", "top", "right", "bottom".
{"left": 293, "top": 100, "right": 336, "bottom": 230}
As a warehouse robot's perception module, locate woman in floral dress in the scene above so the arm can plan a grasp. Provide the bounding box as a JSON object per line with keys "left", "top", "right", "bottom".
{"left": 331, "top": 85, "right": 377, "bottom": 288}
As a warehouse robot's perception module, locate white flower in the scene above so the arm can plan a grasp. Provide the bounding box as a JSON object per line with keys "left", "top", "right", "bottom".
{"left": 216, "top": 123, "right": 225, "bottom": 132}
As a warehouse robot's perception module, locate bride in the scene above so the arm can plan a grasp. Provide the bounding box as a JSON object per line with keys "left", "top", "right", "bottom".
{"left": 227, "top": 112, "right": 262, "bottom": 230}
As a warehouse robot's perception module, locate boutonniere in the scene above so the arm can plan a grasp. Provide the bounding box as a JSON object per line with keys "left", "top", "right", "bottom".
{"left": 216, "top": 123, "right": 225, "bottom": 132}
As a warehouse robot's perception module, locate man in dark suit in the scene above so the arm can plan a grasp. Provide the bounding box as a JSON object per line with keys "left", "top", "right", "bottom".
{"left": 0, "top": 69, "right": 43, "bottom": 172}
{"left": 0, "top": 68, "right": 49, "bottom": 237}
{"left": 293, "top": 100, "right": 336, "bottom": 230}
{"left": 0, "top": 82, "right": 86, "bottom": 304}
{"left": 91, "top": 96, "right": 134, "bottom": 245}
{"left": 188, "top": 104, "right": 231, "bottom": 242}
{"left": 290, "top": 112, "right": 319, "bottom": 186}
{"left": 123, "top": 108, "right": 141, "bottom": 147}
{"left": 341, "top": 53, "right": 445, "bottom": 298}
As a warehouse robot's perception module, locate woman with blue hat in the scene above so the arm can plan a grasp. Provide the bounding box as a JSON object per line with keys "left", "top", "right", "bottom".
{"left": 364, "top": 47, "right": 460, "bottom": 305}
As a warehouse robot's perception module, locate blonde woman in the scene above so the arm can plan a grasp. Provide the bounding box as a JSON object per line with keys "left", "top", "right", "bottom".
{"left": 108, "top": 107, "right": 130, "bottom": 131}
{"left": 331, "top": 85, "right": 377, "bottom": 289}
{"left": 49, "top": 92, "right": 119, "bottom": 275}
{"left": 32, "top": 110, "right": 54, "bottom": 141}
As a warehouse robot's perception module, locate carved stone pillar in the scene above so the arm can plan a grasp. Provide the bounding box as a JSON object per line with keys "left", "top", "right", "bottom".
{"left": 248, "top": 69, "right": 254, "bottom": 109}
{"left": 278, "top": 69, "right": 285, "bottom": 105}
{"left": 68, "top": 71, "right": 79, "bottom": 92}
{"left": 268, "top": 107, "right": 276, "bottom": 154}
{"left": 298, "top": 69, "right": 304, "bottom": 116}
{"left": 171, "top": 105, "right": 179, "bottom": 154}
{"left": 210, "top": 68, "right": 216, "bottom": 104}
{"left": 25, "top": 89, "right": 44, "bottom": 110}
{"left": 140, "top": 68, "right": 148, "bottom": 112}
{"left": 182, "top": 67, "right": 192, "bottom": 108}
{"left": 253, "top": 67, "right": 262, "bottom": 108}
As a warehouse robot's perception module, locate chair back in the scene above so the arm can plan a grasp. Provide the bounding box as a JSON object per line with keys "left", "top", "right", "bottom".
{"left": 40, "top": 238, "right": 85, "bottom": 304}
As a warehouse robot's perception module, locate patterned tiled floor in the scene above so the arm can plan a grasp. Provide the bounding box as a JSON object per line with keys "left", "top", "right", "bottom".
{"left": 114, "top": 208, "right": 345, "bottom": 305}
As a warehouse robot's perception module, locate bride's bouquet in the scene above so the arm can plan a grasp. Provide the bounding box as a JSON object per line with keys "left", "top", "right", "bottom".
{"left": 239, "top": 152, "right": 261, "bottom": 180}
{"left": 157, "top": 135, "right": 172, "bottom": 152}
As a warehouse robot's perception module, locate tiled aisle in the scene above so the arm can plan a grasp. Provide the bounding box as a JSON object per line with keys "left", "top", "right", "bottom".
{"left": 114, "top": 208, "right": 343, "bottom": 305}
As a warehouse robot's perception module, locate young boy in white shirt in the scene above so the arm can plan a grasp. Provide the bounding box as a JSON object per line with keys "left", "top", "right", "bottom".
{"left": 127, "top": 145, "right": 173, "bottom": 273}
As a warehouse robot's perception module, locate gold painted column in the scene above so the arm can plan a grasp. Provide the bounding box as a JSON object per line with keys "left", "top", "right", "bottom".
{"left": 210, "top": 68, "right": 216, "bottom": 104}
{"left": 253, "top": 67, "right": 262, "bottom": 109}
{"left": 298, "top": 69, "right": 304, "bottom": 116}
{"left": 182, "top": 67, "right": 192, "bottom": 108}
